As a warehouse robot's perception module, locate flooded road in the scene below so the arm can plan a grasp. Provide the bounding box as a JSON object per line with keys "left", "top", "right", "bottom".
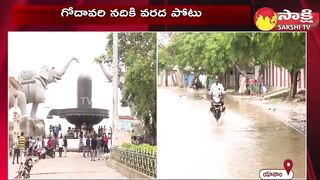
{"left": 157, "top": 87, "right": 306, "bottom": 179}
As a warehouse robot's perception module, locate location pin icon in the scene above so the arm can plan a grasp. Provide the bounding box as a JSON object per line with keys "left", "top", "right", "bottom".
{"left": 283, "top": 159, "right": 293, "bottom": 175}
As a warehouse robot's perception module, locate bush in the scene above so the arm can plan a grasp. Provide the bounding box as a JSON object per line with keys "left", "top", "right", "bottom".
{"left": 122, "top": 143, "right": 157, "bottom": 153}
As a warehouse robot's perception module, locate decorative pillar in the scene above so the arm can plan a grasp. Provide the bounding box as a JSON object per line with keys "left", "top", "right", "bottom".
{"left": 13, "top": 95, "right": 21, "bottom": 144}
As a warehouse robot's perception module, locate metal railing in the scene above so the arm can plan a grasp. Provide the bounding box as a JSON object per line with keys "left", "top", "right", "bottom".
{"left": 110, "top": 147, "right": 157, "bottom": 178}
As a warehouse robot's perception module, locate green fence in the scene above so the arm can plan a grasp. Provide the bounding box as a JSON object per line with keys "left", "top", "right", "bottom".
{"left": 110, "top": 147, "right": 157, "bottom": 178}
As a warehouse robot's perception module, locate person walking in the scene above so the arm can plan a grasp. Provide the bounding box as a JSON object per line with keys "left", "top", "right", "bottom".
{"left": 90, "top": 135, "right": 97, "bottom": 161}
{"left": 34, "top": 137, "right": 42, "bottom": 152}
{"left": 63, "top": 136, "right": 68, "bottom": 157}
{"left": 100, "top": 136, "right": 105, "bottom": 157}
{"left": 82, "top": 134, "right": 87, "bottom": 157}
{"left": 47, "top": 136, "right": 54, "bottom": 149}
{"left": 103, "top": 125, "right": 106, "bottom": 136}
{"left": 86, "top": 134, "right": 91, "bottom": 157}
{"left": 41, "top": 136, "right": 46, "bottom": 148}
{"left": 12, "top": 136, "right": 20, "bottom": 164}
{"left": 239, "top": 74, "right": 247, "bottom": 95}
{"left": 58, "top": 135, "right": 63, "bottom": 157}
{"left": 28, "top": 136, "right": 35, "bottom": 156}
{"left": 248, "top": 78, "right": 254, "bottom": 95}
{"left": 24, "top": 137, "right": 29, "bottom": 156}
{"left": 258, "top": 73, "right": 264, "bottom": 98}
{"left": 55, "top": 126, "right": 60, "bottom": 139}
{"left": 104, "top": 134, "right": 109, "bottom": 153}
{"left": 96, "top": 136, "right": 101, "bottom": 160}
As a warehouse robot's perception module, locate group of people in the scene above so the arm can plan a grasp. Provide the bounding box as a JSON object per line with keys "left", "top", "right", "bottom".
{"left": 11, "top": 132, "right": 26, "bottom": 165}
{"left": 82, "top": 132, "right": 110, "bottom": 161}
{"left": 11, "top": 124, "right": 112, "bottom": 165}
{"left": 11, "top": 133, "right": 47, "bottom": 164}
{"left": 98, "top": 125, "right": 112, "bottom": 138}
{"left": 57, "top": 135, "right": 68, "bottom": 157}
{"left": 10, "top": 132, "right": 70, "bottom": 165}
{"left": 49, "top": 124, "right": 62, "bottom": 139}
{"left": 11, "top": 133, "right": 42, "bottom": 164}
{"left": 209, "top": 73, "right": 265, "bottom": 112}
{"left": 239, "top": 73, "right": 265, "bottom": 97}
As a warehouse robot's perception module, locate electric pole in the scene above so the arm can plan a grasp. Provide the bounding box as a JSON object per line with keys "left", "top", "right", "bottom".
{"left": 112, "top": 32, "right": 119, "bottom": 147}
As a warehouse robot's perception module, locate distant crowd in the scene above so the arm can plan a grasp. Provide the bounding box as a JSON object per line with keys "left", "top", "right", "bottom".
{"left": 10, "top": 132, "right": 67, "bottom": 164}
{"left": 10, "top": 123, "right": 113, "bottom": 164}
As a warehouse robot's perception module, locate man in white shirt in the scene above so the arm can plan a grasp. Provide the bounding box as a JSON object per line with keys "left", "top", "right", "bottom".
{"left": 209, "top": 76, "right": 226, "bottom": 112}
{"left": 82, "top": 135, "right": 87, "bottom": 158}
{"left": 58, "top": 135, "right": 64, "bottom": 157}
{"left": 35, "top": 137, "right": 42, "bottom": 150}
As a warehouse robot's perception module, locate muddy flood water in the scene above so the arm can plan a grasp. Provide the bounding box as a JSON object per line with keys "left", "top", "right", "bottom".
{"left": 157, "top": 87, "right": 306, "bottom": 179}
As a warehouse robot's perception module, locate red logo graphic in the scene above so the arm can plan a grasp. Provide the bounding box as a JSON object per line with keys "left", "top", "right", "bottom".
{"left": 254, "top": 7, "right": 319, "bottom": 31}
{"left": 254, "top": 7, "right": 277, "bottom": 31}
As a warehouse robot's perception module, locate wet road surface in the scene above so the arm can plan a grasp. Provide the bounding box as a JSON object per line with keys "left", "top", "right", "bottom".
{"left": 157, "top": 87, "right": 305, "bottom": 179}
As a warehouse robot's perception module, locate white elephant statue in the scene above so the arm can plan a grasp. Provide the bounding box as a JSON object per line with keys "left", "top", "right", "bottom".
{"left": 98, "top": 62, "right": 123, "bottom": 89}
{"left": 8, "top": 57, "right": 79, "bottom": 118}
{"left": 98, "top": 62, "right": 134, "bottom": 108}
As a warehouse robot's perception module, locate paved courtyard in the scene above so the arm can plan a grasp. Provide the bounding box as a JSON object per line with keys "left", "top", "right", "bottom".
{"left": 8, "top": 152, "right": 127, "bottom": 179}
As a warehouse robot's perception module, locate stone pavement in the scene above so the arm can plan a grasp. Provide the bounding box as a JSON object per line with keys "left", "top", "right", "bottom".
{"left": 8, "top": 155, "right": 39, "bottom": 179}
{"left": 8, "top": 152, "right": 127, "bottom": 179}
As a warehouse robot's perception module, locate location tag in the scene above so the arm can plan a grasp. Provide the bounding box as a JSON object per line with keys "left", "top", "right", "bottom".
{"left": 283, "top": 159, "right": 293, "bottom": 175}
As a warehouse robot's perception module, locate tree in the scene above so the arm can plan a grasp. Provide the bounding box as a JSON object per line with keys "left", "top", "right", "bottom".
{"left": 96, "top": 33, "right": 157, "bottom": 145}
{"left": 159, "top": 32, "right": 305, "bottom": 100}
{"left": 158, "top": 47, "right": 173, "bottom": 86}
{"left": 267, "top": 33, "right": 305, "bottom": 99}
{"left": 159, "top": 33, "right": 234, "bottom": 88}
{"left": 223, "top": 33, "right": 258, "bottom": 90}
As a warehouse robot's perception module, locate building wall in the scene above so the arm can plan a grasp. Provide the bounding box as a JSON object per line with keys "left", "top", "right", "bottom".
{"left": 261, "top": 62, "right": 305, "bottom": 90}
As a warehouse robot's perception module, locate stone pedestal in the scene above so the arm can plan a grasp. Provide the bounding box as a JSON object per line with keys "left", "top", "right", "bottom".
{"left": 20, "top": 117, "right": 45, "bottom": 137}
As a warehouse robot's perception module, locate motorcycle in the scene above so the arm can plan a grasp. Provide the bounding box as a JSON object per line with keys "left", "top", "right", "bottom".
{"left": 45, "top": 146, "right": 55, "bottom": 158}
{"left": 210, "top": 91, "right": 224, "bottom": 122}
{"left": 34, "top": 147, "right": 46, "bottom": 159}
{"left": 15, "top": 157, "right": 32, "bottom": 179}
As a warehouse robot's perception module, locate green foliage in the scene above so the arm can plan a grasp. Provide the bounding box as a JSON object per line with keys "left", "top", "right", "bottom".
{"left": 159, "top": 32, "right": 305, "bottom": 98}
{"left": 122, "top": 143, "right": 157, "bottom": 152}
{"left": 96, "top": 33, "right": 157, "bottom": 145}
{"left": 158, "top": 47, "right": 174, "bottom": 72}
{"left": 267, "top": 33, "right": 305, "bottom": 71}
{"left": 160, "top": 32, "right": 305, "bottom": 72}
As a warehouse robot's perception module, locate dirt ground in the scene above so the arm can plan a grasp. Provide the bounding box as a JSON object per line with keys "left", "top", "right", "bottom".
{"left": 229, "top": 95, "right": 306, "bottom": 135}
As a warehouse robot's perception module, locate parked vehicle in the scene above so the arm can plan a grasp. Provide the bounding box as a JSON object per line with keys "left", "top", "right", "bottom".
{"left": 45, "top": 146, "right": 55, "bottom": 158}
{"left": 34, "top": 147, "right": 46, "bottom": 159}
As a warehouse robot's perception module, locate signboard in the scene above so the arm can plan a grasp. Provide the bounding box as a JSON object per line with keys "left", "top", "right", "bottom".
{"left": 119, "top": 120, "right": 132, "bottom": 131}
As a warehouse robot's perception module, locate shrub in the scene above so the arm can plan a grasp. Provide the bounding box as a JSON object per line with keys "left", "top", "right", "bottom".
{"left": 121, "top": 143, "right": 157, "bottom": 153}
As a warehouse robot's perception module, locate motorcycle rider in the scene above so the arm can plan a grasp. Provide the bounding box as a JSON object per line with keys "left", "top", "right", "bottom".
{"left": 47, "top": 136, "right": 55, "bottom": 151}
{"left": 209, "top": 75, "right": 226, "bottom": 112}
{"left": 34, "top": 137, "right": 42, "bottom": 154}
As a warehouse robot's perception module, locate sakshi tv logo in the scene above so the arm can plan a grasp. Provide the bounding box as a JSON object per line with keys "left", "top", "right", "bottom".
{"left": 254, "top": 7, "right": 319, "bottom": 31}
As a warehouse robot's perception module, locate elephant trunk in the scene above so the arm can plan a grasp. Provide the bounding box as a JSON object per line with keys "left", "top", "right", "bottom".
{"left": 55, "top": 57, "right": 79, "bottom": 78}
{"left": 99, "top": 62, "right": 113, "bottom": 82}
{"left": 99, "top": 62, "right": 123, "bottom": 90}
